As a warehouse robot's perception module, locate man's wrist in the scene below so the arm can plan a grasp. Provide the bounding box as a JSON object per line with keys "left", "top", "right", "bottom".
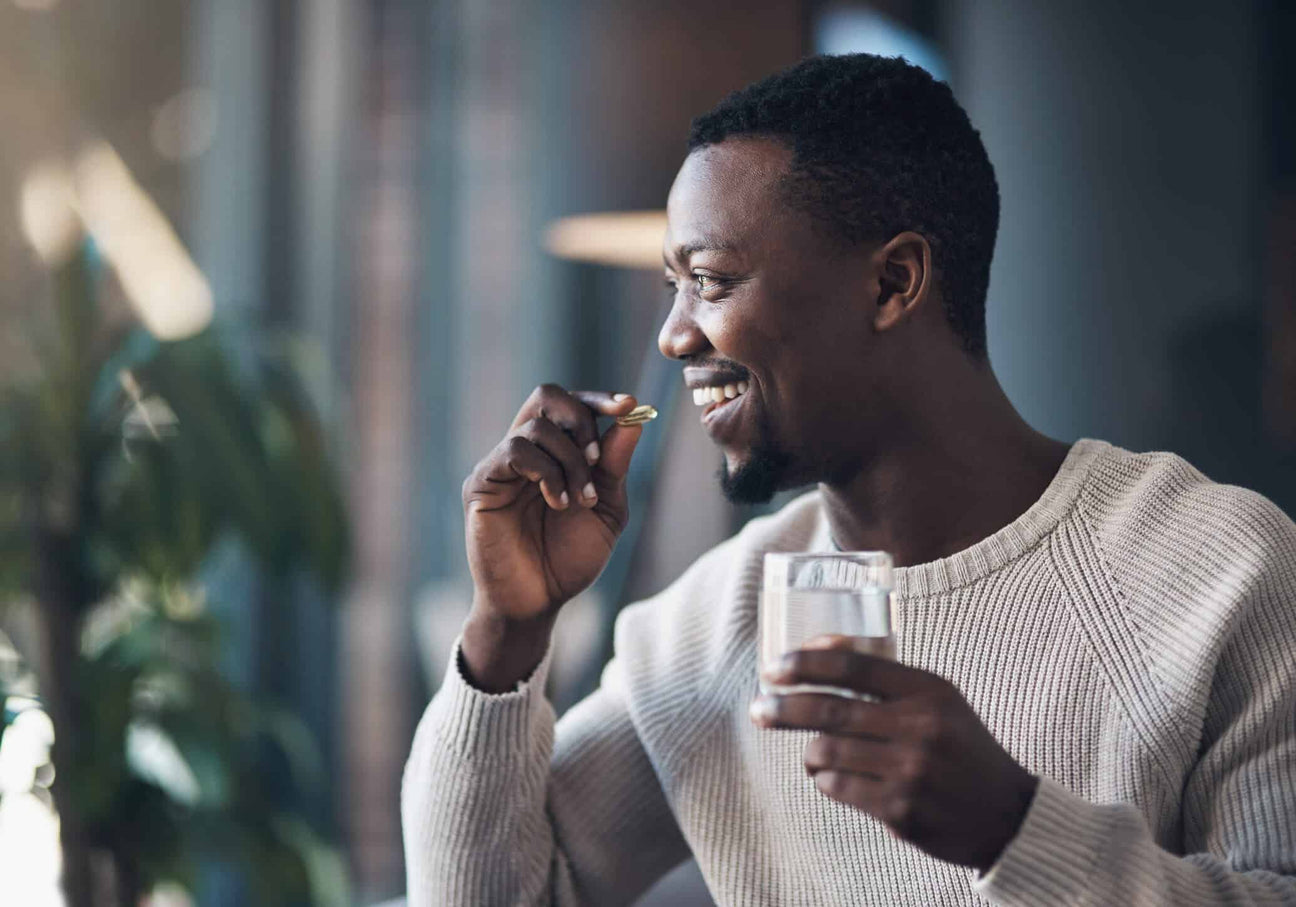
{"left": 460, "top": 604, "right": 555, "bottom": 694}
{"left": 976, "top": 772, "right": 1040, "bottom": 873}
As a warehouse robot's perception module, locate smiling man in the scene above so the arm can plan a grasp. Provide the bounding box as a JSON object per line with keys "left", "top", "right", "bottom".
{"left": 402, "top": 55, "right": 1296, "bottom": 906}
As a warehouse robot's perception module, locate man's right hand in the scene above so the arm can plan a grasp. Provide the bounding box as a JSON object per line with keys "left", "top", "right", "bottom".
{"left": 460, "top": 385, "right": 643, "bottom": 691}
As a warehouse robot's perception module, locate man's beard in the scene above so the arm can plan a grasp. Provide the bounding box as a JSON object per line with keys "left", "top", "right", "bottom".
{"left": 718, "top": 431, "right": 795, "bottom": 505}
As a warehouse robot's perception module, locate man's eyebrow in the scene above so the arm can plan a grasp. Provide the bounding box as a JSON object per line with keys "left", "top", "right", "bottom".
{"left": 663, "top": 239, "right": 740, "bottom": 267}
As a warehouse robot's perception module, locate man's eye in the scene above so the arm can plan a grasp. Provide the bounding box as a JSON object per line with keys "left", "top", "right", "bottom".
{"left": 696, "top": 274, "right": 715, "bottom": 291}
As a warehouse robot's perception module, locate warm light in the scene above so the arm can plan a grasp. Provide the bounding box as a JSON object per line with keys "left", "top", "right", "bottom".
{"left": 18, "top": 163, "right": 82, "bottom": 266}
{"left": 151, "top": 88, "right": 218, "bottom": 163}
{"left": 73, "top": 142, "right": 214, "bottom": 340}
{"left": 543, "top": 210, "right": 667, "bottom": 270}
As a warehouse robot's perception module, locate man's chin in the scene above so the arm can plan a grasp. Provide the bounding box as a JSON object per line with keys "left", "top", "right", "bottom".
{"left": 717, "top": 446, "right": 792, "bottom": 505}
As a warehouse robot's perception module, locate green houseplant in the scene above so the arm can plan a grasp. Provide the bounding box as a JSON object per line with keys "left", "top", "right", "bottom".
{"left": 0, "top": 235, "right": 351, "bottom": 906}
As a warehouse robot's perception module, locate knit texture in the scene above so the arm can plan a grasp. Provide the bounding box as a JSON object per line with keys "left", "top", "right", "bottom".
{"left": 402, "top": 439, "right": 1296, "bottom": 905}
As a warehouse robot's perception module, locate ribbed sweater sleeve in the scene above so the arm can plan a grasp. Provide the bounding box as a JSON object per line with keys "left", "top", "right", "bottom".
{"left": 401, "top": 635, "right": 689, "bottom": 906}
{"left": 976, "top": 646, "right": 1296, "bottom": 907}
{"left": 977, "top": 463, "right": 1296, "bottom": 906}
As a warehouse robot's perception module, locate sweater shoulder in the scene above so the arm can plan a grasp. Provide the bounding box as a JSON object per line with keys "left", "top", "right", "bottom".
{"left": 611, "top": 490, "right": 825, "bottom": 705}
{"left": 1080, "top": 443, "right": 1296, "bottom": 584}
{"left": 1076, "top": 443, "right": 1296, "bottom": 689}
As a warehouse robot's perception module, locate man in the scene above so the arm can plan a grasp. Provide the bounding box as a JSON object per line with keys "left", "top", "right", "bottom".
{"left": 402, "top": 54, "right": 1296, "bottom": 905}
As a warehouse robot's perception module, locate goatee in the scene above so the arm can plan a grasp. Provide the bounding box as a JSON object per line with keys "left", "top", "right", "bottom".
{"left": 718, "top": 441, "right": 794, "bottom": 505}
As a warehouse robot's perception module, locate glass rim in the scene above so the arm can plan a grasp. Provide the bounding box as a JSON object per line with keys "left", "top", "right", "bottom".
{"left": 762, "top": 550, "right": 893, "bottom": 566}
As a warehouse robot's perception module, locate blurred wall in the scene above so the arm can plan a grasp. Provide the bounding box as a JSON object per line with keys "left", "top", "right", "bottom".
{"left": 947, "top": 0, "right": 1293, "bottom": 512}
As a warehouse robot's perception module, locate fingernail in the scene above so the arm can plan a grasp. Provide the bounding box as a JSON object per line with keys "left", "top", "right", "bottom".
{"left": 559, "top": 490, "right": 569, "bottom": 507}
{"left": 762, "top": 656, "right": 792, "bottom": 682}
{"left": 749, "top": 697, "right": 776, "bottom": 724}
{"left": 582, "top": 482, "right": 597, "bottom": 501}
{"left": 613, "top": 393, "right": 631, "bottom": 401}
{"left": 585, "top": 441, "right": 600, "bottom": 464}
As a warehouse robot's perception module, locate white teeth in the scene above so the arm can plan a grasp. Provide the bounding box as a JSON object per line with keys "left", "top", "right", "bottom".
{"left": 690, "top": 381, "right": 751, "bottom": 407}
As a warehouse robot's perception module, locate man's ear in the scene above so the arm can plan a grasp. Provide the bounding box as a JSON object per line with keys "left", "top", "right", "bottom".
{"left": 872, "top": 231, "right": 931, "bottom": 333}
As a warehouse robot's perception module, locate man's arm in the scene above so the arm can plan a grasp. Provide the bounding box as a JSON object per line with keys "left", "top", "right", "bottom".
{"left": 402, "top": 383, "right": 690, "bottom": 903}
{"left": 755, "top": 621, "right": 1296, "bottom": 905}
{"left": 971, "top": 775, "right": 1296, "bottom": 907}
{"left": 975, "top": 574, "right": 1296, "bottom": 907}
{"left": 401, "top": 638, "right": 691, "bottom": 906}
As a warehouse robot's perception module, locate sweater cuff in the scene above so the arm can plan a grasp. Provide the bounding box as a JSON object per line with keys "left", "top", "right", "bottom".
{"left": 973, "top": 776, "right": 1104, "bottom": 906}
{"left": 426, "top": 635, "right": 554, "bottom": 758}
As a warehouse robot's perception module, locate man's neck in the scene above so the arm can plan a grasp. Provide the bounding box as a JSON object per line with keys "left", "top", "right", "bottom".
{"left": 820, "top": 372, "right": 1070, "bottom": 569}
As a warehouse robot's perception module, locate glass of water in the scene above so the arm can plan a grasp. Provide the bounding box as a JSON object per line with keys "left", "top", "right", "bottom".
{"left": 760, "top": 551, "right": 895, "bottom": 699}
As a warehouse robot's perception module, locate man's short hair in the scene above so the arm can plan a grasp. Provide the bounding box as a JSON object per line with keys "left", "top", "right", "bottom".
{"left": 688, "top": 53, "right": 999, "bottom": 357}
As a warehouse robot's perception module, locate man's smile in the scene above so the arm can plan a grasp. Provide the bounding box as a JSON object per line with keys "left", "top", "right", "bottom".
{"left": 689, "top": 379, "right": 749, "bottom": 408}
{"left": 683, "top": 365, "right": 754, "bottom": 440}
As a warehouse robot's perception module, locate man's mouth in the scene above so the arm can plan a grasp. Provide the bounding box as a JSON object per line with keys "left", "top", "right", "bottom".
{"left": 682, "top": 366, "right": 752, "bottom": 435}
{"left": 691, "top": 379, "right": 750, "bottom": 413}
{"left": 691, "top": 380, "right": 750, "bottom": 427}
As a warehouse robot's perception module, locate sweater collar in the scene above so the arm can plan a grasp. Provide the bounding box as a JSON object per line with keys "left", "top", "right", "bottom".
{"left": 812, "top": 439, "right": 1106, "bottom": 597}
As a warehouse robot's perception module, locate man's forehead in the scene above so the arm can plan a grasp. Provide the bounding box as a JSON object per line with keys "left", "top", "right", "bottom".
{"left": 664, "top": 138, "right": 793, "bottom": 261}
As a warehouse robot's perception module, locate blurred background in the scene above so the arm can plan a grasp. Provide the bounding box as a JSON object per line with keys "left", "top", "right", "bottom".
{"left": 0, "top": 1, "right": 1293, "bottom": 905}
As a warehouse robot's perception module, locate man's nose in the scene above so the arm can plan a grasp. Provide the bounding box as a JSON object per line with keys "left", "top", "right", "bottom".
{"left": 657, "top": 294, "right": 709, "bottom": 360}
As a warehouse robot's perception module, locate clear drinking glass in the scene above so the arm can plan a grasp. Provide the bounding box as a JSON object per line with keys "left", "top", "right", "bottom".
{"left": 760, "top": 551, "right": 895, "bottom": 699}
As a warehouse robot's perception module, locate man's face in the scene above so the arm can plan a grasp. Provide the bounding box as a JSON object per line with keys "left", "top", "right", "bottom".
{"left": 660, "top": 138, "right": 885, "bottom": 503}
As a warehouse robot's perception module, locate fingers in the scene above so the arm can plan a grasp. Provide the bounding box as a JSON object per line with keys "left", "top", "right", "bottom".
{"left": 594, "top": 419, "right": 643, "bottom": 484}
{"left": 811, "top": 770, "right": 886, "bottom": 810}
{"left": 515, "top": 384, "right": 608, "bottom": 466}
{"left": 750, "top": 692, "right": 906, "bottom": 737}
{"left": 482, "top": 384, "right": 644, "bottom": 508}
{"left": 802, "top": 633, "right": 894, "bottom": 659}
{"left": 572, "top": 391, "right": 642, "bottom": 483}
{"left": 515, "top": 386, "right": 637, "bottom": 468}
{"left": 571, "top": 389, "right": 638, "bottom": 418}
{"left": 763, "top": 647, "right": 935, "bottom": 700}
{"left": 489, "top": 436, "right": 569, "bottom": 510}
{"left": 516, "top": 416, "right": 599, "bottom": 507}
{"left": 803, "top": 734, "right": 902, "bottom": 778}
{"left": 544, "top": 388, "right": 642, "bottom": 484}
{"left": 806, "top": 743, "right": 933, "bottom": 840}
{"left": 810, "top": 771, "right": 919, "bottom": 836}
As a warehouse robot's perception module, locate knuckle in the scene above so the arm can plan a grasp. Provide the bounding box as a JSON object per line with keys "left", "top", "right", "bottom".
{"left": 503, "top": 435, "right": 530, "bottom": 458}
{"left": 821, "top": 697, "right": 850, "bottom": 731}
{"left": 804, "top": 736, "right": 834, "bottom": 771}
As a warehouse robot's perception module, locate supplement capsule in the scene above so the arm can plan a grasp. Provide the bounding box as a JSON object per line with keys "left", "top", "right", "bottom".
{"left": 616, "top": 404, "right": 658, "bottom": 426}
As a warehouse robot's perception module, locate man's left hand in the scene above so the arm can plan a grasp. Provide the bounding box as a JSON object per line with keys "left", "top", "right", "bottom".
{"left": 750, "top": 638, "right": 1039, "bottom": 871}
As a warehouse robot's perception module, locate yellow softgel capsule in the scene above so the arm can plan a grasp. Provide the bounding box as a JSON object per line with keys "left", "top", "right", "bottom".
{"left": 615, "top": 404, "right": 658, "bottom": 426}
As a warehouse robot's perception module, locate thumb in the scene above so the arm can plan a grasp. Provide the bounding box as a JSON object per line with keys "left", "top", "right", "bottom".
{"left": 594, "top": 420, "right": 644, "bottom": 485}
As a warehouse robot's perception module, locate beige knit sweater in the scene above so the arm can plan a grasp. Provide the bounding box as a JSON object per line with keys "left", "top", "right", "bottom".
{"left": 402, "top": 439, "right": 1296, "bottom": 905}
